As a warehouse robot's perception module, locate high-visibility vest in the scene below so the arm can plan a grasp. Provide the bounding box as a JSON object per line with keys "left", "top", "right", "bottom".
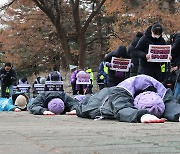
{"left": 161, "top": 64, "right": 165, "bottom": 73}
{"left": 86, "top": 69, "right": 94, "bottom": 85}
{"left": 103, "top": 64, "right": 108, "bottom": 74}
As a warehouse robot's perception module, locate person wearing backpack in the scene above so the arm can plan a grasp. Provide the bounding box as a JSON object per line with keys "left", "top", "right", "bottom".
{"left": 46, "top": 70, "right": 64, "bottom": 91}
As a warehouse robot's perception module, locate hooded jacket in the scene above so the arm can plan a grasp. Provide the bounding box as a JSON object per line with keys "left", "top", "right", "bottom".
{"left": 76, "top": 75, "right": 180, "bottom": 122}
{"left": 104, "top": 46, "right": 129, "bottom": 87}
{"left": 135, "top": 25, "right": 166, "bottom": 81}
{"left": 128, "top": 32, "right": 143, "bottom": 76}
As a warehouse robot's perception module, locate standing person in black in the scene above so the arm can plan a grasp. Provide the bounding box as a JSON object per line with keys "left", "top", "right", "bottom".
{"left": 128, "top": 32, "right": 143, "bottom": 77}
{"left": 135, "top": 23, "right": 166, "bottom": 82}
{"left": 0, "top": 62, "right": 17, "bottom": 98}
{"left": 171, "top": 33, "right": 180, "bottom": 99}
{"left": 104, "top": 45, "right": 129, "bottom": 87}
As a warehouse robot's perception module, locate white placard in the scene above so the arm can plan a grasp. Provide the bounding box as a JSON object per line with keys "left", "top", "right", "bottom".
{"left": 76, "top": 71, "right": 91, "bottom": 84}
{"left": 147, "top": 45, "right": 171, "bottom": 62}
{"left": 110, "top": 57, "right": 131, "bottom": 72}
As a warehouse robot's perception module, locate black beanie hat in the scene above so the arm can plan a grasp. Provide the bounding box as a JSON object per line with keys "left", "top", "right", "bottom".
{"left": 151, "top": 23, "right": 163, "bottom": 35}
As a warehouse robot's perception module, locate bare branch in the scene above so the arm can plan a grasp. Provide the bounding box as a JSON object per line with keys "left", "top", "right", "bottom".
{"left": 0, "top": 0, "right": 16, "bottom": 11}
{"left": 83, "top": 0, "right": 106, "bottom": 32}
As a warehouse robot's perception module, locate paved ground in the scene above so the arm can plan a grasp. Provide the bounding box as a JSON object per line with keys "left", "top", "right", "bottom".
{"left": 0, "top": 112, "right": 180, "bottom": 154}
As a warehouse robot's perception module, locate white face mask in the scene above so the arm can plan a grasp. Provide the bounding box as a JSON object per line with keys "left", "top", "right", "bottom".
{"left": 152, "top": 32, "right": 160, "bottom": 39}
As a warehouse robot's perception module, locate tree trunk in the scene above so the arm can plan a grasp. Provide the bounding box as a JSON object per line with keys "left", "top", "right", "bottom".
{"left": 56, "top": 26, "right": 72, "bottom": 69}
{"left": 78, "top": 33, "right": 86, "bottom": 69}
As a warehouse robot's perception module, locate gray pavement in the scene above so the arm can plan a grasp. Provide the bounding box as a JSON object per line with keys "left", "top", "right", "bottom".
{"left": 0, "top": 112, "right": 180, "bottom": 154}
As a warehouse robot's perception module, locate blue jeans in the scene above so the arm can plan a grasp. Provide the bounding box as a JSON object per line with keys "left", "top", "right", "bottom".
{"left": 174, "top": 82, "right": 180, "bottom": 99}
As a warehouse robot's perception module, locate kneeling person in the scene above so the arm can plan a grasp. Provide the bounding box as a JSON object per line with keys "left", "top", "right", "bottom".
{"left": 0, "top": 93, "right": 28, "bottom": 112}
{"left": 76, "top": 75, "right": 180, "bottom": 123}
{"left": 28, "top": 91, "right": 79, "bottom": 115}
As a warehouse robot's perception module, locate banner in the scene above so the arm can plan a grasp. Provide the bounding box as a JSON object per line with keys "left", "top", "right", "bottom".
{"left": 110, "top": 57, "right": 131, "bottom": 72}
{"left": 147, "top": 45, "right": 171, "bottom": 62}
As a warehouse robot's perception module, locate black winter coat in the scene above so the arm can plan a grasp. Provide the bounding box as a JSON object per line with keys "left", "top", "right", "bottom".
{"left": 0, "top": 67, "right": 17, "bottom": 86}
{"left": 28, "top": 91, "right": 79, "bottom": 115}
{"left": 104, "top": 46, "right": 129, "bottom": 87}
{"left": 171, "top": 33, "right": 180, "bottom": 82}
{"left": 171, "top": 34, "right": 180, "bottom": 68}
{"left": 128, "top": 33, "right": 143, "bottom": 77}
{"left": 76, "top": 87, "right": 180, "bottom": 122}
{"left": 135, "top": 26, "right": 166, "bottom": 82}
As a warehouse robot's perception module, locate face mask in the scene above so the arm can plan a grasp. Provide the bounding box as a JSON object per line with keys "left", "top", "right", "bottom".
{"left": 152, "top": 32, "right": 160, "bottom": 39}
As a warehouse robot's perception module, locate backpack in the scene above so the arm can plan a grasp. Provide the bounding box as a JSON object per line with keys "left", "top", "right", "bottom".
{"left": 49, "top": 71, "right": 61, "bottom": 81}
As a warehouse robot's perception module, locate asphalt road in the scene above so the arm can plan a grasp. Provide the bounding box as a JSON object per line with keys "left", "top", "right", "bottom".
{"left": 0, "top": 112, "right": 180, "bottom": 154}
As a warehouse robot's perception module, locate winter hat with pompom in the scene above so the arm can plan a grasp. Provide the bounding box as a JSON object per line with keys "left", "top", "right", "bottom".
{"left": 48, "top": 98, "right": 65, "bottom": 114}
{"left": 134, "top": 91, "right": 165, "bottom": 117}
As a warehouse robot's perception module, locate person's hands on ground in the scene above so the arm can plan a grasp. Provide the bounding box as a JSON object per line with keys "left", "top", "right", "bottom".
{"left": 66, "top": 110, "right": 76, "bottom": 115}
{"left": 141, "top": 114, "right": 165, "bottom": 123}
{"left": 14, "top": 108, "right": 21, "bottom": 112}
{"left": 43, "top": 111, "right": 55, "bottom": 115}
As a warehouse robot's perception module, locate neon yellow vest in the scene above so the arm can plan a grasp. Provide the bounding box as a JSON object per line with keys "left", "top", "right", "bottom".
{"left": 161, "top": 64, "right": 165, "bottom": 73}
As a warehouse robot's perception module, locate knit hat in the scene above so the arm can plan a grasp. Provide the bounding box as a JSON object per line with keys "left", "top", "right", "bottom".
{"left": 15, "top": 95, "right": 27, "bottom": 109}
{"left": 48, "top": 98, "right": 65, "bottom": 114}
{"left": 151, "top": 23, "right": 163, "bottom": 35}
{"left": 134, "top": 91, "right": 165, "bottom": 117}
{"left": 40, "top": 77, "right": 46, "bottom": 84}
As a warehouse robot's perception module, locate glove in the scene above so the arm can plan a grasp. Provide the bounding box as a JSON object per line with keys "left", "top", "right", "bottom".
{"left": 140, "top": 114, "right": 165, "bottom": 123}
{"left": 100, "top": 75, "right": 104, "bottom": 80}
{"left": 105, "top": 62, "right": 112, "bottom": 68}
{"left": 43, "top": 111, "right": 55, "bottom": 115}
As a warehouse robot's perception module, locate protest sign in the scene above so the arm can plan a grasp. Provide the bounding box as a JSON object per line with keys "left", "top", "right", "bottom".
{"left": 147, "top": 45, "right": 171, "bottom": 62}
{"left": 33, "top": 84, "right": 45, "bottom": 94}
{"left": 110, "top": 57, "right": 131, "bottom": 72}
{"left": 17, "top": 84, "right": 31, "bottom": 93}
{"left": 44, "top": 81, "right": 63, "bottom": 91}
{"left": 76, "top": 71, "right": 91, "bottom": 84}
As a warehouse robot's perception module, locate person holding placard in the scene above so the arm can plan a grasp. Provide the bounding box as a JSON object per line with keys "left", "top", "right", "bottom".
{"left": 135, "top": 23, "right": 167, "bottom": 82}
{"left": 104, "top": 45, "right": 130, "bottom": 87}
